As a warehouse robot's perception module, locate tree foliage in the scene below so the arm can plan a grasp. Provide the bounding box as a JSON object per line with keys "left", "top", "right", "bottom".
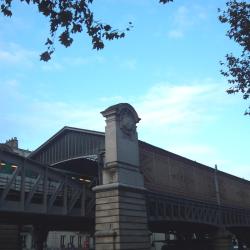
{"left": 0, "top": 0, "right": 133, "bottom": 61}
{"left": 0, "top": 0, "right": 174, "bottom": 62}
{"left": 219, "top": 1, "right": 250, "bottom": 115}
{"left": 0, "top": 0, "right": 173, "bottom": 61}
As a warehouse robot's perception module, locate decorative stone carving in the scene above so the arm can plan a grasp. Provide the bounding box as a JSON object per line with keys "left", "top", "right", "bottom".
{"left": 101, "top": 102, "right": 140, "bottom": 120}
{"left": 119, "top": 108, "right": 136, "bottom": 137}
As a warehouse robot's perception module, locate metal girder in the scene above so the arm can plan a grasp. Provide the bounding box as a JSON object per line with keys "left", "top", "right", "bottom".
{"left": 48, "top": 178, "right": 65, "bottom": 210}
{"left": 0, "top": 149, "right": 94, "bottom": 217}
{"left": 0, "top": 166, "right": 22, "bottom": 203}
{"left": 147, "top": 192, "right": 250, "bottom": 228}
{"left": 68, "top": 188, "right": 81, "bottom": 213}
{"left": 25, "top": 174, "right": 42, "bottom": 206}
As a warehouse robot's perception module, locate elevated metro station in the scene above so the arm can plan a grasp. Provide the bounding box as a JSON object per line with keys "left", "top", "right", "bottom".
{"left": 1, "top": 103, "right": 250, "bottom": 250}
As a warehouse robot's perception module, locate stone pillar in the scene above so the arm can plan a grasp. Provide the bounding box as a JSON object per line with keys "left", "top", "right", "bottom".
{"left": 211, "top": 228, "right": 232, "bottom": 250}
{"left": 94, "top": 103, "right": 151, "bottom": 250}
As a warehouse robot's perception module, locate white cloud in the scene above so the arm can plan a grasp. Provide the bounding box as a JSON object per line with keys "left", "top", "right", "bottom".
{"left": 130, "top": 81, "right": 231, "bottom": 172}
{"left": 174, "top": 6, "right": 192, "bottom": 27}
{"left": 62, "top": 55, "right": 106, "bottom": 66}
{"left": 135, "top": 82, "right": 221, "bottom": 130}
{"left": 66, "top": 57, "right": 90, "bottom": 65}
{"left": 0, "top": 79, "right": 24, "bottom": 101}
{"left": 167, "top": 5, "right": 207, "bottom": 39}
{"left": 168, "top": 30, "right": 183, "bottom": 39}
{"left": 41, "top": 61, "right": 63, "bottom": 71}
{"left": 120, "top": 58, "right": 137, "bottom": 70}
{"left": 2, "top": 79, "right": 225, "bottom": 137}
{"left": 0, "top": 43, "right": 37, "bottom": 66}
{"left": 10, "top": 100, "right": 105, "bottom": 133}
{"left": 1, "top": 78, "right": 227, "bottom": 156}
{"left": 0, "top": 42, "right": 106, "bottom": 70}
{"left": 40, "top": 55, "right": 106, "bottom": 71}
{"left": 99, "top": 96, "right": 125, "bottom": 103}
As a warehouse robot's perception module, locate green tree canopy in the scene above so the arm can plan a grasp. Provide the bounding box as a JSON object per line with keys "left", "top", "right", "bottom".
{"left": 219, "top": 1, "right": 250, "bottom": 115}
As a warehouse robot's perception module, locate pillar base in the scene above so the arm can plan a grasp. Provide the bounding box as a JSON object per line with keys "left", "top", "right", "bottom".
{"left": 94, "top": 184, "right": 151, "bottom": 250}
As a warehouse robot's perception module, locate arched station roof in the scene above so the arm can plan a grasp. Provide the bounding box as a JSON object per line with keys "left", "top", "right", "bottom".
{"left": 29, "top": 126, "right": 105, "bottom": 166}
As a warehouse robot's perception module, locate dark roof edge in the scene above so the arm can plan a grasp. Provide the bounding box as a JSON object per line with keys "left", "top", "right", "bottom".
{"left": 63, "top": 126, "right": 104, "bottom": 136}
{"left": 28, "top": 126, "right": 104, "bottom": 159}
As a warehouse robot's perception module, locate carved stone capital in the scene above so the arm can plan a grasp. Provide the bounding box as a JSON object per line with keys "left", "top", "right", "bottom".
{"left": 101, "top": 103, "right": 140, "bottom": 138}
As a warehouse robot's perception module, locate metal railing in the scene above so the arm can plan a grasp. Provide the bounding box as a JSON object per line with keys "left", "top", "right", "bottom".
{"left": 0, "top": 149, "right": 93, "bottom": 217}
{"left": 147, "top": 191, "right": 250, "bottom": 228}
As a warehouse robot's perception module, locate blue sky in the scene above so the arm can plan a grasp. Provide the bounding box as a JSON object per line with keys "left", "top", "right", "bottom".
{"left": 0, "top": 0, "right": 249, "bottom": 179}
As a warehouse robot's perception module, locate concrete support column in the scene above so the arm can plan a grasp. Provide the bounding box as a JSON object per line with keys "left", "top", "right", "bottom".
{"left": 211, "top": 229, "right": 232, "bottom": 250}
{"left": 94, "top": 103, "right": 151, "bottom": 250}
